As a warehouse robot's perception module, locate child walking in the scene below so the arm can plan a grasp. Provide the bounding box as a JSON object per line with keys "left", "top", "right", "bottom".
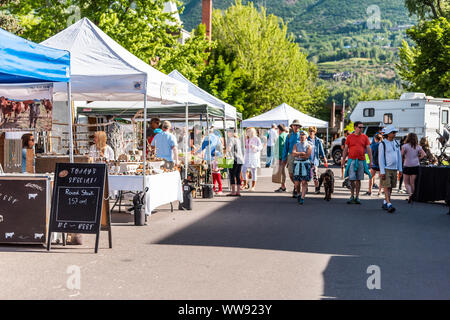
{"left": 212, "top": 156, "right": 223, "bottom": 195}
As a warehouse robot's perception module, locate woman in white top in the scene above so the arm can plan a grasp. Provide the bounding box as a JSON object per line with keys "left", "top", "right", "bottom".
{"left": 89, "top": 131, "right": 115, "bottom": 162}
{"left": 242, "top": 127, "right": 263, "bottom": 191}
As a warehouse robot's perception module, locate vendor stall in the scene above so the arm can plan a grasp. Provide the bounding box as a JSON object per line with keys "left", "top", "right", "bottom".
{"left": 0, "top": 26, "right": 72, "bottom": 245}
{"left": 0, "top": 27, "right": 71, "bottom": 173}
{"left": 41, "top": 19, "right": 241, "bottom": 214}
{"left": 77, "top": 101, "right": 229, "bottom": 197}
{"left": 413, "top": 166, "right": 450, "bottom": 209}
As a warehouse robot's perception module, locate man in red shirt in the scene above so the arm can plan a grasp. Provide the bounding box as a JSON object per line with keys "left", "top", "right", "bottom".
{"left": 341, "top": 121, "right": 373, "bottom": 204}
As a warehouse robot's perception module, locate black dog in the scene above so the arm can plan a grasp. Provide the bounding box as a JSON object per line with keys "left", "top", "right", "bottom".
{"left": 318, "top": 169, "right": 335, "bottom": 201}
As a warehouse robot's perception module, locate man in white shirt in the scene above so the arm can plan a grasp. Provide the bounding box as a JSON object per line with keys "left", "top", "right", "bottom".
{"left": 265, "top": 124, "right": 279, "bottom": 167}
{"left": 378, "top": 125, "right": 402, "bottom": 213}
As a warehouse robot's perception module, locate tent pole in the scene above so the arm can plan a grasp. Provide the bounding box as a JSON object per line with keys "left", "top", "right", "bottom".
{"left": 206, "top": 112, "right": 211, "bottom": 185}
{"left": 223, "top": 114, "right": 227, "bottom": 154}
{"left": 143, "top": 91, "right": 147, "bottom": 193}
{"left": 326, "top": 126, "right": 329, "bottom": 157}
{"left": 185, "top": 102, "right": 189, "bottom": 180}
{"left": 67, "top": 82, "right": 74, "bottom": 163}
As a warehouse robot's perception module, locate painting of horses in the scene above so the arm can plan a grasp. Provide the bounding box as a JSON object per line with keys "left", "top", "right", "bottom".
{"left": 0, "top": 96, "right": 52, "bottom": 131}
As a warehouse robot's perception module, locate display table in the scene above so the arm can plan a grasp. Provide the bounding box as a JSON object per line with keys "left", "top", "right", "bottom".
{"left": 108, "top": 171, "right": 183, "bottom": 215}
{"left": 413, "top": 166, "right": 450, "bottom": 203}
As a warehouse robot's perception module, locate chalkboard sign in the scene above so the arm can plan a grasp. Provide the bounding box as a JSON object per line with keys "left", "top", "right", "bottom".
{"left": 47, "top": 163, "right": 111, "bottom": 253}
{"left": 0, "top": 176, "right": 49, "bottom": 244}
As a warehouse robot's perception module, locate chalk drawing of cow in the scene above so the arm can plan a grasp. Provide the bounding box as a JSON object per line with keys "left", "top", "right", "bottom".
{"left": 28, "top": 194, "right": 38, "bottom": 200}
{"left": 34, "top": 233, "right": 44, "bottom": 240}
{"left": 5, "top": 232, "right": 14, "bottom": 239}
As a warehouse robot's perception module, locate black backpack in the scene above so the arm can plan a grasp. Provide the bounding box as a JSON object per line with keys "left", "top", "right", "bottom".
{"left": 373, "top": 144, "right": 380, "bottom": 167}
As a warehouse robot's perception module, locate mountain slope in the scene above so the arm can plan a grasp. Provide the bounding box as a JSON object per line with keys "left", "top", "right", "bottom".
{"left": 180, "top": 0, "right": 416, "bottom": 111}
{"left": 180, "top": 0, "right": 414, "bottom": 35}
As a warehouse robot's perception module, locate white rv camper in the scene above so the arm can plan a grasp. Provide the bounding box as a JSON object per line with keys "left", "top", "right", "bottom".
{"left": 350, "top": 93, "right": 450, "bottom": 154}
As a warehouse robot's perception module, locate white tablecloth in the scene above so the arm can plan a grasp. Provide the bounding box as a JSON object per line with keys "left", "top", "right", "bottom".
{"left": 108, "top": 171, "right": 183, "bottom": 215}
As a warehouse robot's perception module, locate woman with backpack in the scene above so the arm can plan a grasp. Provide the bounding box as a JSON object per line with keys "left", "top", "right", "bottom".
{"left": 402, "top": 133, "right": 426, "bottom": 203}
{"left": 367, "top": 133, "right": 383, "bottom": 196}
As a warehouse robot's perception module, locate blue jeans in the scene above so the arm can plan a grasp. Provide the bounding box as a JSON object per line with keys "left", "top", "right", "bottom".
{"left": 266, "top": 146, "right": 273, "bottom": 167}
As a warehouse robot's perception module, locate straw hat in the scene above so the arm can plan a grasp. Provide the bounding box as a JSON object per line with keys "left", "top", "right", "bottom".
{"left": 290, "top": 119, "right": 301, "bottom": 127}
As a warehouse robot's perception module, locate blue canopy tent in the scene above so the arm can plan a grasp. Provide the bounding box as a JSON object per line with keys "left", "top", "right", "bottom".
{"left": 0, "top": 28, "right": 73, "bottom": 160}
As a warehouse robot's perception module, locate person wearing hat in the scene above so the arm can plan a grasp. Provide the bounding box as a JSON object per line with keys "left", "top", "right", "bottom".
{"left": 291, "top": 130, "right": 313, "bottom": 204}
{"left": 282, "top": 119, "right": 302, "bottom": 198}
{"left": 378, "top": 125, "right": 402, "bottom": 213}
{"left": 341, "top": 121, "right": 373, "bottom": 204}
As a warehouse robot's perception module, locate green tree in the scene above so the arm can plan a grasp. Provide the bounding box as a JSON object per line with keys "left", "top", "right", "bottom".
{"left": 405, "top": 0, "right": 449, "bottom": 19}
{"left": 397, "top": 17, "right": 450, "bottom": 97}
{"left": 206, "top": 0, "right": 327, "bottom": 119}
{"left": 0, "top": 0, "right": 23, "bottom": 34}
{"left": 158, "top": 24, "right": 212, "bottom": 84}
{"left": 7, "top": 0, "right": 72, "bottom": 41}
{"left": 95, "top": 0, "right": 183, "bottom": 67}
{"left": 6, "top": 0, "right": 211, "bottom": 82}
{"left": 198, "top": 53, "right": 249, "bottom": 115}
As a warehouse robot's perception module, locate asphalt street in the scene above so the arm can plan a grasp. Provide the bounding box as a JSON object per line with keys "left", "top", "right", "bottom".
{"left": 1, "top": 167, "right": 450, "bottom": 299}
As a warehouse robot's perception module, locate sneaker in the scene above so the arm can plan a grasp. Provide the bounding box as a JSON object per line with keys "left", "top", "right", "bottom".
{"left": 387, "top": 204, "right": 396, "bottom": 213}
{"left": 347, "top": 196, "right": 355, "bottom": 204}
{"left": 298, "top": 197, "right": 304, "bottom": 205}
{"left": 275, "top": 187, "right": 287, "bottom": 193}
{"left": 373, "top": 184, "right": 379, "bottom": 189}
{"left": 382, "top": 203, "right": 388, "bottom": 210}
{"left": 365, "top": 191, "right": 372, "bottom": 196}
{"left": 354, "top": 197, "right": 361, "bottom": 204}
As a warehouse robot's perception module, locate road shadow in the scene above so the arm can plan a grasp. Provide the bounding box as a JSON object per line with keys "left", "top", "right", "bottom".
{"left": 154, "top": 184, "right": 450, "bottom": 299}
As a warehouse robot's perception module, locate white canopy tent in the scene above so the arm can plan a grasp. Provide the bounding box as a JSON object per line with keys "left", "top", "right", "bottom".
{"left": 242, "top": 103, "right": 328, "bottom": 129}
{"left": 168, "top": 70, "right": 237, "bottom": 120}
{"left": 41, "top": 18, "right": 188, "bottom": 102}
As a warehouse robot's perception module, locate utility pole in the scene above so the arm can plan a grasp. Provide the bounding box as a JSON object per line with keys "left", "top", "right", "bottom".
{"left": 331, "top": 100, "right": 336, "bottom": 129}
